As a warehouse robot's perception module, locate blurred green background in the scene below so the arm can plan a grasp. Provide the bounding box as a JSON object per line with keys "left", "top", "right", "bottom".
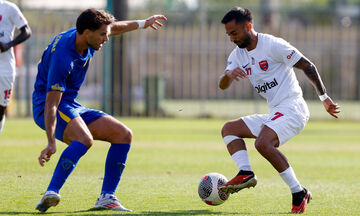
{"left": 6, "top": 0, "right": 360, "bottom": 120}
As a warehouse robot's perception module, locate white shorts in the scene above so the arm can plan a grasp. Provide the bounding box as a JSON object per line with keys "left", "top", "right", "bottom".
{"left": 242, "top": 97, "right": 310, "bottom": 146}
{"left": 0, "top": 75, "right": 15, "bottom": 106}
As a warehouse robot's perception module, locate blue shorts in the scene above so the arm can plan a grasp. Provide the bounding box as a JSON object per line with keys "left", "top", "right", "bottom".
{"left": 33, "top": 100, "right": 107, "bottom": 142}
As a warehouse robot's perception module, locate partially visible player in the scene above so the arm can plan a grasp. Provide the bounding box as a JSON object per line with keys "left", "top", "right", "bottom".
{"left": 33, "top": 9, "right": 166, "bottom": 212}
{"left": 0, "top": 0, "right": 31, "bottom": 133}
{"left": 218, "top": 7, "right": 340, "bottom": 213}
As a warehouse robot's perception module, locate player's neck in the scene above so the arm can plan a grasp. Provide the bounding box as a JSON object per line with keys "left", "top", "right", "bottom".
{"left": 75, "top": 32, "right": 89, "bottom": 56}
{"left": 246, "top": 30, "right": 258, "bottom": 51}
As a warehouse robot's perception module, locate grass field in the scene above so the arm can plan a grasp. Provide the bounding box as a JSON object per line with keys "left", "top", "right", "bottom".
{"left": 0, "top": 118, "right": 359, "bottom": 215}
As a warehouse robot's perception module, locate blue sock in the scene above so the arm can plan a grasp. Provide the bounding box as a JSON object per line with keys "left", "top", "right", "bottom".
{"left": 47, "top": 141, "right": 88, "bottom": 193}
{"left": 101, "top": 144, "right": 131, "bottom": 195}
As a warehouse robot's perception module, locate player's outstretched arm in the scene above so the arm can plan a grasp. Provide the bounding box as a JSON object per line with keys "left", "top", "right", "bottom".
{"left": 294, "top": 57, "right": 340, "bottom": 118}
{"left": 38, "top": 91, "right": 63, "bottom": 166}
{"left": 109, "top": 15, "right": 167, "bottom": 36}
{"left": 219, "top": 67, "right": 247, "bottom": 90}
{"left": 0, "top": 25, "right": 31, "bottom": 53}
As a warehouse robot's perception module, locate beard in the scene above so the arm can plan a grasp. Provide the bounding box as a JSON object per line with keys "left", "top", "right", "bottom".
{"left": 87, "top": 41, "right": 101, "bottom": 51}
{"left": 235, "top": 34, "right": 251, "bottom": 48}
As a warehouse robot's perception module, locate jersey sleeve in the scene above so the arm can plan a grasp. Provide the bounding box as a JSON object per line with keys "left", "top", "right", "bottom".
{"left": 9, "top": 3, "right": 28, "bottom": 29}
{"left": 225, "top": 49, "right": 240, "bottom": 71}
{"left": 46, "top": 52, "right": 71, "bottom": 93}
{"left": 271, "top": 37, "right": 303, "bottom": 68}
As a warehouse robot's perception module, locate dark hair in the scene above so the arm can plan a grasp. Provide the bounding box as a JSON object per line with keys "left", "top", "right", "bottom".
{"left": 221, "top": 7, "right": 252, "bottom": 24}
{"left": 76, "top": 8, "right": 115, "bottom": 34}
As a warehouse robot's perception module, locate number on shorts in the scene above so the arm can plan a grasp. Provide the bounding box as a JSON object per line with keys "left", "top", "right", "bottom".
{"left": 271, "top": 112, "right": 284, "bottom": 121}
{"left": 4, "top": 89, "right": 12, "bottom": 100}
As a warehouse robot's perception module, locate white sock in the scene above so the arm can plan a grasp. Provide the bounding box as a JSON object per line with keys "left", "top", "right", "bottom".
{"left": 231, "top": 150, "right": 252, "bottom": 171}
{"left": 279, "top": 167, "right": 303, "bottom": 193}
{"left": 0, "top": 115, "right": 5, "bottom": 134}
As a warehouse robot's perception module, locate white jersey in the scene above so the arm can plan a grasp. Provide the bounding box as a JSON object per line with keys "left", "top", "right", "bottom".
{"left": 0, "top": 0, "right": 28, "bottom": 76}
{"left": 226, "top": 33, "right": 304, "bottom": 109}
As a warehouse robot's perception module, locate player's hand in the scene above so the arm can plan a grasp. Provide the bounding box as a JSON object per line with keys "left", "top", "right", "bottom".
{"left": 0, "top": 42, "right": 11, "bottom": 53}
{"left": 322, "top": 97, "right": 340, "bottom": 118}
{"left": 38, "top": 144, "right": 56, "bottom": 167}
{"left": 144, "top": 15, "right": 167, "bottom": 30}
{"left": 225, "top": 67, "right": 247, "bottom": 81}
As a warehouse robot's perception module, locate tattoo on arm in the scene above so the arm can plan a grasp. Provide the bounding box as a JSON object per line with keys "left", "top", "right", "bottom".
{"left": 294, "top": 57, "right": 326, "bottom": 95}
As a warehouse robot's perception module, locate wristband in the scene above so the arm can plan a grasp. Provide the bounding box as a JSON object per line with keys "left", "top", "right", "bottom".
{"left": 136, "top": 20, "right": 146, "bottom": 29}
{"left": 319, "top": 93, "right": 329, "bottom": 101}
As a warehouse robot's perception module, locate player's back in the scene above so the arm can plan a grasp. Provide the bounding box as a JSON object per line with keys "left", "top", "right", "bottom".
{"left": 34, "top": 28, "right": 75, "bottom": 93}
{"left": 33, "top": 27, "right": 94, "bottom": 106}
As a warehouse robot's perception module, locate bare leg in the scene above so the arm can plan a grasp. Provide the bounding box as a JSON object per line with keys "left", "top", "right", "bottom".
{"left": 63, "top": 117, "right": 94, "bottom": 147}
{"left": 86, "top": 115, "right": 132, "bottom": 211}
{"left": 87, "top": 115, "right": 132, "bottom": 144}
{"left": 0, "top": 105, "right": 6, "bottom": 121}
{"left": 254, "top": 125, "right": 289, "bottom": 172}
{"left": 221, "top": 118, "right": 256, "bottom": 155}
{"left": 219, "top": 118, "right": 258, "bottom": 193}
{"left": 0, "top": 106, "right": 6, "bottom": 133}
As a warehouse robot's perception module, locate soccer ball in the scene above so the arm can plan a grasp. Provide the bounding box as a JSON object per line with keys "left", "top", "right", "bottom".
{"left": 198, "top": 172, "right": 230, "bottom": 205}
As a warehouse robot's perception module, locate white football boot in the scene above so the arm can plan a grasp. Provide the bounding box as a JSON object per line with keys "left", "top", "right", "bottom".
{"left": 35, "top": 191, "right": 61, "bottom": 213}
{"left": 93, "top": 194, "right": 131, "bottom": 211}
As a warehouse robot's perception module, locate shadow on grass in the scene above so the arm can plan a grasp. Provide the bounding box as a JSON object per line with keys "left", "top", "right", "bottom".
{"left": 0, "top": 209, "right": 292, "bottom": 215}
{"left": 75, "top": 209, "right": 238, "bottom": 215}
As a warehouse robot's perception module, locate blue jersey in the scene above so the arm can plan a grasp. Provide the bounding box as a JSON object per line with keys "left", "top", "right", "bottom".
{"left": 32, "top": 27, "right": 95, "bottom": 106}
{"left": 32, "top": 27, "right": 106, "bottom": 141}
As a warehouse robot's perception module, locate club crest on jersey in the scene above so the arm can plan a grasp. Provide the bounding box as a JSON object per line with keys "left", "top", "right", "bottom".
{"left": 259, "top": 60, "right": 269, "bottom": 71}
{"left": 0, "top": 15, "right": 2, "bottom": 22}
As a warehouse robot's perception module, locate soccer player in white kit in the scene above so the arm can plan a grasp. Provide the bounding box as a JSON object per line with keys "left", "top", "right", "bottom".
{"left": 0, "top": 0, "right": 31, "bottom": 133}
{"left": 218, "top": 7, "right": 340, "bottom": 214}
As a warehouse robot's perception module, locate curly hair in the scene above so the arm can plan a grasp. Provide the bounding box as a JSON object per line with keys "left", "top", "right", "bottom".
{"left": 76, "top": 8, "right": 115, "bottom": 34}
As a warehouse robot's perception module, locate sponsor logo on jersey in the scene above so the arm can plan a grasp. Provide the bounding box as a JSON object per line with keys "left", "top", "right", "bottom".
{"left": 287, "top": 50, "right": 295, "bottom": 59}
{"left": 51, "top": 83, "right": 64, "bottom": 91}
{"left": 255, "top": 78, "right": 278, "bottom": 93}
{"left": 242, "top": 63, "right": 249, "bottom": 69}
{"left": 259, "top": 60, "right": 269, "bottom": 71}
{"left": 227, "top": 61, "right": 232, "bottom": 65}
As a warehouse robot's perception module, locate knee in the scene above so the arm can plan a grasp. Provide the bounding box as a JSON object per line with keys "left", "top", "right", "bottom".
{"left": 78, "top": 134, "right": 94, "bottom": 148}
{"left": 221, "top": 121, "right": 234, "bottom": 137}
{"left": 254, "top": 137, "right": 271, "bottom": 154}
{"left": 122, "top": 128, "right": 133, "bottom": 144}
{"left": 112, "top": 127, "right": 132, "bottom": 144}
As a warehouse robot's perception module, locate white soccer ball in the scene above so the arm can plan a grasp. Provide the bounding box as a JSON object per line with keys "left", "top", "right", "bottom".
{"left": 198, "top": 172, "right": 230, "bottom": 205}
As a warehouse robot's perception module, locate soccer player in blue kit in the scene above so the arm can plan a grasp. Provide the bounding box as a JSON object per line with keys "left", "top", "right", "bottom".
{"left": 32, "top": 9, "right": 166, "bottom": 212}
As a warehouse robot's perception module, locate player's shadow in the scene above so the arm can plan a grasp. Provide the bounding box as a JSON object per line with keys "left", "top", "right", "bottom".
{"left": 75, "top": 211, "right": 291, "bottom": 216}
{"left": 0, "top": 209, "right": 291, "bottom": 215}
{"left": 73, "top": 209, "right": 238, "bottom": 215}
{"left": 72, "top": 209, "right": 290, "bottom": 215}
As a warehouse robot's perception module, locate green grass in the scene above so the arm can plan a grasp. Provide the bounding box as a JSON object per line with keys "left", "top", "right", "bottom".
{"left": 0, "top": 118, "right": 359, "bottom": 215}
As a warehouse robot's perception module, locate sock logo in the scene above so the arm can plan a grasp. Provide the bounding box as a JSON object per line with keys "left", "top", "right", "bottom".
{"left": 255, "top": 78, "right": 278, "bottom": 93}
{"left": 61, "top": 158, "right": 75, "bottom": 171}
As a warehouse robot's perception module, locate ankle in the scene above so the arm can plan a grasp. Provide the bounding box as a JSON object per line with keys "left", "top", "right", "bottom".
{"left": 237, "top": 170, "right": 254, "bottom": 175}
